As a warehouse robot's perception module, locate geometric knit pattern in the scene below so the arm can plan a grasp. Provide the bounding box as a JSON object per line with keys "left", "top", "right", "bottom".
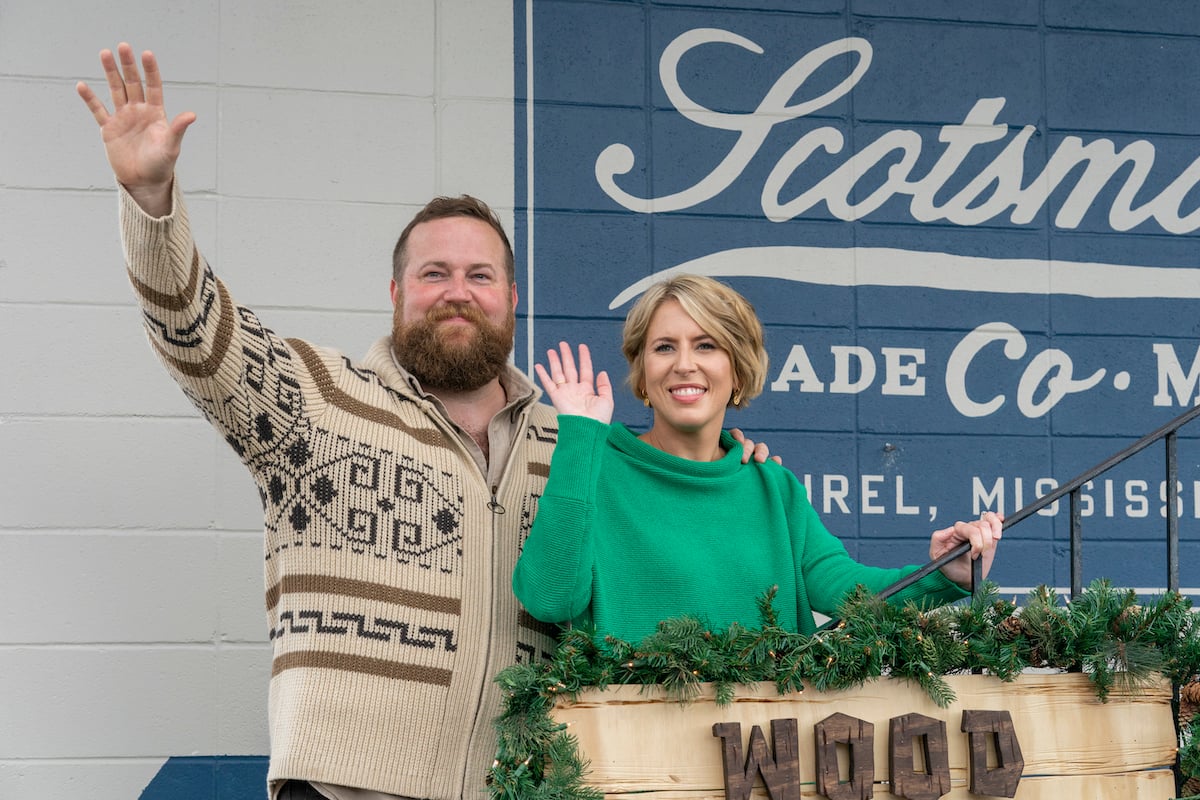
{"left": 121, "top": 183, "right": 559, "bottom": 800}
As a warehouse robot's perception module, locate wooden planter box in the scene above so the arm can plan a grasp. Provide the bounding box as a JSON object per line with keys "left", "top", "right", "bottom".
{"left": 551, "top": 673, "right": 1176, "bottom": 799}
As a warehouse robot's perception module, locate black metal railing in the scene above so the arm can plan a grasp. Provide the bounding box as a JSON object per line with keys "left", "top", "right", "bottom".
{"left": 823, "top": 402, "right": 1200, "bottom": 629}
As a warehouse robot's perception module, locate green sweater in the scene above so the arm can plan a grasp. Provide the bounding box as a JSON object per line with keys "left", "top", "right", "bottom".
{"left": 513, "top": 416, "right": 965, "bottom": 642}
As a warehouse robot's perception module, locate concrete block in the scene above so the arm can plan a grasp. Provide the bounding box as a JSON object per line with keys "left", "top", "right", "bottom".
{"left": 529, "top": 0, "right": 646, "bottom": 107}
{"left": 0, "top": 531, "right": 220, "bottom": 644}
{"left": 0, "top": 190, "right": 129, "bottom": 305}
{"left": 853, "top": 0, "right": 1038, "bottom": 23}
{"left": 217, "top": 533, "right": 270, "bottom": 643}
{"left": 214, "top": 196, "right": 408, "bottom": 311}
{"left": 0, "top": 303, "right": 197, "bottom": 416}
{"left": 0, "top": 759, "right": 163, "bottom": 800}
{"left": 220, "top": 0, "right": 434, "bottom": 94}
{"left": 0, "top": 417, "right": 221, "bottom": 530}
{"left": 1046, "top": 1, "right": 1200, "bottom": 35}
{"left": 438, "top": 99, "right": 515, "bottom": 207}
{"left": 0, "top": 646, "right": 221, "bottom": 758}
{"left": 853, "top": 20, "right": 1042, "bottom": 125}
{"left": 439, "top": 0, "right": 514, "bottom": 99}
{"left": 0, "top": 2, "right": 219, "bottom": 82}
{"left": 215, "top": 646, "right": 272, "bottom": 752}
{"left": 217, "top": 88, "right": 436, "bottom": 204}
{"left": 1046, "top": 31, "right": 1200, "bottom": 135}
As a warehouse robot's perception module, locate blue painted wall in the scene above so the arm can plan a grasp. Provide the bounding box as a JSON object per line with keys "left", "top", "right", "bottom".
{"left": 514, "top": 0, "right": 1200, "bottom": 598}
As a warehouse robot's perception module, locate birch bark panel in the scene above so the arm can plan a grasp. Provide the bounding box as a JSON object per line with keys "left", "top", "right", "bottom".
{"left": 592, "top": 767, "right": 1174, "bottom": 799}
{"left": 550, "top": 674, "right": 1174, "bottom": 796}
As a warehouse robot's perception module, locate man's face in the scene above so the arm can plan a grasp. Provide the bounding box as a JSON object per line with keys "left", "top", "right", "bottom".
{"left": 389, "top": 216, "right": 518, "bottom": 392}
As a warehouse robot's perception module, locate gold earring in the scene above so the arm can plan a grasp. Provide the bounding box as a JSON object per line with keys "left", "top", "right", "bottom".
{"left": 643, "top": 396, "right": 651, "bottom": 408}
{"left": 732, "top": 388, "right": 742, "bottom": 407}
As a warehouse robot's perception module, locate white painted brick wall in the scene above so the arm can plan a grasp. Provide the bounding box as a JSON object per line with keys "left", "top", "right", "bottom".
{"left": 0, "top": 2, "right": 513, "bottom": 797}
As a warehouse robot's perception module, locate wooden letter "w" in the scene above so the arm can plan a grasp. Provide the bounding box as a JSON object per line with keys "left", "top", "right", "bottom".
{"left": 712, "top": 719, "right": 801, "bottom": 800}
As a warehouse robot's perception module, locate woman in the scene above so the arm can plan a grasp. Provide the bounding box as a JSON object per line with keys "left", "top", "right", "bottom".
{"left": 513, "top": 274, "right": 1001, "bottom": 642}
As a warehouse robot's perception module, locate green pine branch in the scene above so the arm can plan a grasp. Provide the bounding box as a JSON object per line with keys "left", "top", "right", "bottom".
{"left": 489, "top": 581, "right": 1200, "bottom": 799}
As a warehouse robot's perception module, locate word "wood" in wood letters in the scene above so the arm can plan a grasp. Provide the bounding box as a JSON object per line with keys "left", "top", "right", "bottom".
{"left": 713, "top": 709, "right": 1023, "bottom": 800}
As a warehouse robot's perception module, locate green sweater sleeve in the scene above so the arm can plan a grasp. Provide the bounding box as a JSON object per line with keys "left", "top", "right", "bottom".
{"left": 512, "top": 415, "right": 610, "bottom": 623}
{"left": 788, "top": 478, "right": 966, "bottom": 618}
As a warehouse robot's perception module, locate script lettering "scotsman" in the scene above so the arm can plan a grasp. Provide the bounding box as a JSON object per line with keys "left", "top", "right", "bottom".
{"left": 596, "top": 29, "right": 1200, "bottom": 234}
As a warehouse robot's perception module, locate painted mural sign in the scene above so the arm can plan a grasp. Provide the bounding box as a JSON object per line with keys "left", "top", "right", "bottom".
{"left": 516, "top": 3, "right": 1200, "bottom": 596}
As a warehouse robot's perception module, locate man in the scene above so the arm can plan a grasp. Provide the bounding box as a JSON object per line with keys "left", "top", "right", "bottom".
{"left": 77, "top": 43, "right": 772, "bottom": 800}
{"left": 77, "top": 41, "right": 558, "bottom": 800}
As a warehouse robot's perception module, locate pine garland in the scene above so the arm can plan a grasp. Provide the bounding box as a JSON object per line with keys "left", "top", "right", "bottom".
{"left": 489, "top": 580, "right": 1200, "bottom": 799}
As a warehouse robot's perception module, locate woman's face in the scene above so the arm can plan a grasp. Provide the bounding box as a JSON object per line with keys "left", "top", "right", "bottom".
{"left": 640, "top": 298, "right": 735, "bottom": 438}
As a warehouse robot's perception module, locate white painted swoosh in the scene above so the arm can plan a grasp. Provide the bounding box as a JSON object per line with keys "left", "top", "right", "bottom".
{"left": 608, "top": 246, "right": 1200, "bottom": 308}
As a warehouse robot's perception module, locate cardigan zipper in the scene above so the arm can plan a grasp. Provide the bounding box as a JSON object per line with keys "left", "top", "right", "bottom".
{"left": 488, "top": 486, "right": 506, "bottom": 514}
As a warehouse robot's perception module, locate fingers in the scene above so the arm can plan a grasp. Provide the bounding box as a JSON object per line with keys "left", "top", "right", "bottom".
{"left": 100, "top": 48, "right": 128, "bottom": 108}
{"left": 141, "top": 50, "right": 163, "bottom": 107}
{"left": 539, "top": 345, "right": 575, "bottom": 391}
{"left": 540, "top": 342, "right": 608, "bottom": 402}
{"left": 542, "top": 347, "right": 565, "bottom": 387}
{"left": 169, "top": 110, "right": 198, "bottom": 141}
{"left": 959, "top": 512, "right": 1003, "bottom": 558}
{"left": 595, "top": 369, "right": 612, "bottom": 399}
{"left": 728, "top": 428, "right": 783, "bottom": 465}
{"left": 557, "top": 341, "right": 579, "bottom": 385}
{"left": 545, "top": 341, "right": 585, "bottom": 387}
{"left": 933, "top": 512, "right": 1003, "bottom": 588}
{"left": 576, "top": 343, "right": 594, "bottom": 388}
{"left": 118, "top": 42, "right": 146, "bottom": 104}
{"left": 533, "top": 363, "right": 555, "bottom": 393}
{"left": 76, "top": 81, "right": 109, "bottom": 125}
{"left": 961, "top": 520, "right": 985, "bottom": 558}
{"left": 95, "top": 43, "right": 163, "bottom": 111}
{"left": 973, "top": 511, "right": 1002, "bottom": 546}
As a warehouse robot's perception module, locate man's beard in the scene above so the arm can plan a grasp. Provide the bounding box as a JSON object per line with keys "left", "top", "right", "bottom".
{"left": 391, "top": 302, "right": 515, "bottom": 392}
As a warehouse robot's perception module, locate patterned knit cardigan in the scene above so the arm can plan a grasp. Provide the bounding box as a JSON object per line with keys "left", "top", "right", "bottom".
{"left": 119, "top": 184, "right": 560, "bottom": 799}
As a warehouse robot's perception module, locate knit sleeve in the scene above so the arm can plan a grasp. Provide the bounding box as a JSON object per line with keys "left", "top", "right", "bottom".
{"left": 785, "top": 476, "right": 966, "bottom": 618}
{"left": 512, "top": 414, "right": 609, "bottom": 624}
{"left": 119, "top": 180, "right": 310, "bottom": 465}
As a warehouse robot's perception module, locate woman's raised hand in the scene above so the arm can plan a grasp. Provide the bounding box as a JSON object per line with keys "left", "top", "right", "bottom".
{"left": 534, "top": 342, "right": 614, "bottom": 424}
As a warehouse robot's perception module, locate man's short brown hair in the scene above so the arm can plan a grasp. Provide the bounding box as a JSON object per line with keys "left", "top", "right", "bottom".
{"left": 391, "top": 195, "right": 515, "bottom": 284}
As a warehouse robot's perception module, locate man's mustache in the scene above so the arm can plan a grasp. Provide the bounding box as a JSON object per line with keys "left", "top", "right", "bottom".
{"left": 426, "top": 303, "right": 487, "bottom": 325}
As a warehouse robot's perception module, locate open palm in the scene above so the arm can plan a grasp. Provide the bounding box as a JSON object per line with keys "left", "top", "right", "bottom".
{"left": 535, "top": 342, "right": 615, "bottom": 424}
{"left": 76, "top": 43, "right": 194, "bottom": 212}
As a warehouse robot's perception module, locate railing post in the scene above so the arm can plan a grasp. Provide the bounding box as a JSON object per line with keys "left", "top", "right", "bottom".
{"left": 1070, "top": 489, "right": 1082, "bottom": 599}
{"left": 971, "top": 544, "right": 982, "bottom": 600}
{"left": 1166, "top": 432, "right": 1179, "bottom": 594}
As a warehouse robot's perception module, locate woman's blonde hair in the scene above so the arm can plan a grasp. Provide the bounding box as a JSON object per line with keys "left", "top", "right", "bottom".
{"left": 621, "top": 274, "right": 768, "bottom": 409}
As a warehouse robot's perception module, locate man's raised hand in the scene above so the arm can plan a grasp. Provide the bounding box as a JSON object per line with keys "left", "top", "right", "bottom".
{"left": 76, "top": 43, "right": 195, "bottom": 216}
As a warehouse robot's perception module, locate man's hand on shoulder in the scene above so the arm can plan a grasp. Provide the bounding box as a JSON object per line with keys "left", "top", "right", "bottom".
{"left": 730, "top": 428, "right": 783, "bottom": 465}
